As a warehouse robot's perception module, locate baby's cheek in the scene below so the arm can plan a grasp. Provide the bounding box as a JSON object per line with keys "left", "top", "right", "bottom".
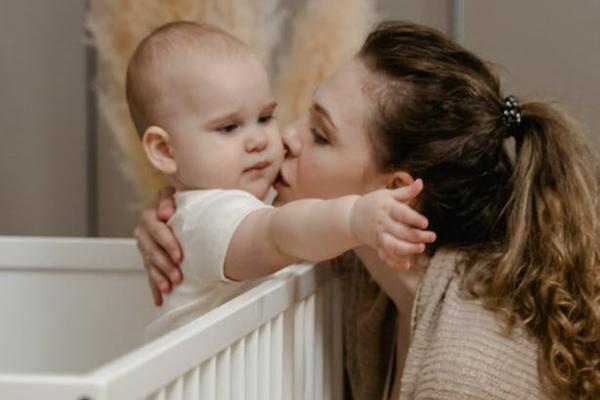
{"left": 271, "top": 130, "right": 285, "bottom": 158}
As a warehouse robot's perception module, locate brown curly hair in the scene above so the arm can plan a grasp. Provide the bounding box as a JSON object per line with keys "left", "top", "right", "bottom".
{"left": 359, "top": 21, "right": 600, "bottom": 399}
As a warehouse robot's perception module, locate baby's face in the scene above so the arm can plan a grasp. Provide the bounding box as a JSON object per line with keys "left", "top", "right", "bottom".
{"left": 161, "top": 50, "right": 283, "bottom": 199}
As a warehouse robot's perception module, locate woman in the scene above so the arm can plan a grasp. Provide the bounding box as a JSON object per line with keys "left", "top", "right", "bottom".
{"left": 135, "top": 21, "right": 600, "bottom": 399}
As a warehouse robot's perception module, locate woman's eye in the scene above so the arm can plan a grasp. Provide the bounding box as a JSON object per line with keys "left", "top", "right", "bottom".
{"left": 258, "top": 114, "right": 274, "bottom": 124}
{"left": 217, "top": 124, "right": 238, "bottom": 133}
{"left": 310, "top": 127, "right": 329, "bottom": 145}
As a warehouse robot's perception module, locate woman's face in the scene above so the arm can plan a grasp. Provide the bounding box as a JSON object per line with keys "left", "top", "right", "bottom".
{"left": 273, "top": 58, "right": 387, "bottom": 205}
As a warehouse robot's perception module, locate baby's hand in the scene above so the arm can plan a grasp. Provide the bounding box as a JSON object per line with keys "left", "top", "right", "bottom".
{"left": 350, "top": 179, "right": 436, "bottom": 269}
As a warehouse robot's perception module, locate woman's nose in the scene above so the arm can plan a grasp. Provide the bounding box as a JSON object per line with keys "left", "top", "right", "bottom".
{"left": 281, "top": 123, "right": 302, "bottom": 158}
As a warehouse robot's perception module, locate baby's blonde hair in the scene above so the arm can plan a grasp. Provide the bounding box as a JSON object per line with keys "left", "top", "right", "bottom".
{"left": 125, "top": 21, "right": 247, "bottom": 137}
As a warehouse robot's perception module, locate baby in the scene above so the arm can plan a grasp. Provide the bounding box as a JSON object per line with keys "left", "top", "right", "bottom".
{"left": 125, "top": 21, "right": 435, "bottom": 339}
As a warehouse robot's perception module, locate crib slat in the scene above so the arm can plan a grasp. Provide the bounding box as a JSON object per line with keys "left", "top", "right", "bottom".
{"left": 200, "top": 357, "right": 216, "bottom": 400}
{"left": 282, "top": 307, "right": 295, "bottom": 399}
{"left": 258, "top": 322, "right": 271, "bottom": 400}
{"left": 293, "top": 301, "right": 305, "bottom": 399}
{"left": 148, "top": 388, "right": 166, "bottom": 400}
{"left": 231, "top": 338, "right": 246, "bottom": 400}
{"left": 322, "top": 283, "right": 333, "bottom": 399}
{"left": 331, "top": 278, "right": 344, "bottom": 400}
{"left": 304, "top": 295, "right": 316, "bottom": 400}
{"left": 217, "top": 347, "right": 231, "bottom": 400}
{"left": 270, "top": 313, "right": 283, "bottom": 400}
{"left": 183, "top": 367, "right": 200, "bottom": 399}
{"left": 314, "top": 288, "right": 325, "bottom": 400}
{"left": 245, "top": 329, "right": 259, "bottom": 400}
{"left": 164, "top": 376, "right": 183, "bottom": 400}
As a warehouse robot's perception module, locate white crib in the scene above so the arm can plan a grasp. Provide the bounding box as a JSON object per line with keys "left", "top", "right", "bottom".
{"left": 0, "top": 237, "right": 343, "bottom": 400}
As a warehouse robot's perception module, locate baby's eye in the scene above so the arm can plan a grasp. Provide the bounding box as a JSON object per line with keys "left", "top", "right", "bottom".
{"left": 258, "top": 114, "right": 274, "bottom": 124}
{"left": 217, "top": 123, "right": 238, "bottom": 133}
{"left": 311, "top": 127, "right": 329, "bottom": 145}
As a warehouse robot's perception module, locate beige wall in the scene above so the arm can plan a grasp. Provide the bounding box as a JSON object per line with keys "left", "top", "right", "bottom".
{"left": 0, "top": 1, "right": 89, "bottom": 236}
{"left": 1, "top": 1, "right": 598, "bottom": 237}
{"left": 462, "top": 1, "right": 600, "bottom": 149}
{"left": 378, "top": 0, "right": 451, "bottom": 33}
{"left": 96, "top": 110, "right": 140, "bottom": 237}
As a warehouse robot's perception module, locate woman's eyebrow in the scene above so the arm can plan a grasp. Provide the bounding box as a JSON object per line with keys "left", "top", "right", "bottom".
{"left": 313, "top": 102, "right": 337, "bottom": 131}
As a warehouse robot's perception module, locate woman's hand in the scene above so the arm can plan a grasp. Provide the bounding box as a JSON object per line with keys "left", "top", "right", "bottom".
{"left": 350, "top": 179, "right": 436, "bottom": 269}
{"left": 133, "top": 187, "right": 183, "bottom": 306}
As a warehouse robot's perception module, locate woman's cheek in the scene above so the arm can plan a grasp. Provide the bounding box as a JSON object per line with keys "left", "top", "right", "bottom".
{"left": 297, "top": 152, "right": 330, "bottom": 198}
{"left": 295, "top": 153, "right": 311, "bottom": 189}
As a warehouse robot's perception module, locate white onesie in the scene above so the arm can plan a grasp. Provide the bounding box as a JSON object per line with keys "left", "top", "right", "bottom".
{"left": 145, "top": 189, "right": 271, "bottom": 340}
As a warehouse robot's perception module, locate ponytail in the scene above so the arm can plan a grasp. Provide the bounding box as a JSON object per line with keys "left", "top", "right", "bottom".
{"left": 485, "top": 102, "right": 600, "bottom": 398}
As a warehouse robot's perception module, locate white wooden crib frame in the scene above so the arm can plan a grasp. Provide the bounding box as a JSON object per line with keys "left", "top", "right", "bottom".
{"left": 0, "top": 237, "right": 344, "bottom": 400}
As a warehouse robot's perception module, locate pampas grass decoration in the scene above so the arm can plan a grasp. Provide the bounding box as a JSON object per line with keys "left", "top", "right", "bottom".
{"left": 87, "top": 1, "right": 176, "bottom": 204}
{"left": 87, "top": 0, "right": 374, "bottom": 203}
{"left": 275, "top": 0, "right": 376, "bottom": 125}
{"left": 202, "top": 0, "right": 286, "bottom": 72}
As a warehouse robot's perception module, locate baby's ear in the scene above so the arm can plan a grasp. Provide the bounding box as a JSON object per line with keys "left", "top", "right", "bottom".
{"left": 142, "top": 126, "right": 177, "bottom": 174}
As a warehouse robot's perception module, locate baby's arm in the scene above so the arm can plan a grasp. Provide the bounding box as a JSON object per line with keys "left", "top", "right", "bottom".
{"left": 225, "top": 180, "right": 435, "bottom": 281}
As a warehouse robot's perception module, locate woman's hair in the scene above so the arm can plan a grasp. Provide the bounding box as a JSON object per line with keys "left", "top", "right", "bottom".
{"left": 359, "top": 21, "right": 600, "bottom": 399}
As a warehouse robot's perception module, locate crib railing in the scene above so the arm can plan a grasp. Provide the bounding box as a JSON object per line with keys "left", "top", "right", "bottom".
{"left": 0, "top": 237, "right": 344, "bottom": 400}
{"left": 93, "top": 263, "right": 344, "bottom": 400}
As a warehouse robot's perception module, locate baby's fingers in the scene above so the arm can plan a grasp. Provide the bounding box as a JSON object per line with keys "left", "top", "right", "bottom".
{"left": 384, "top": 221, "right": 436, "bottom": 244}
{"left": 380, "top": 232, "right": 425, "bottom": 258}
{"left": 392, "top": 179, "right": 423, "bottom": 202}
{"left": 390, "top": 202, "right": 429, "bottom": 230}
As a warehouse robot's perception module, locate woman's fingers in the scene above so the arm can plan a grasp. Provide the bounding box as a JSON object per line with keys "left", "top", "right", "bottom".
{"left": 141, "top": 207, "right": 182, "bottom": 264}
{"left": 134, "top": 186, "right": 182, "bottom": 305}
{"left": 156, "top": 186, "right": 177, "bottom": 221}
{"left": 147, "top": 264, "right": 172, "bottom": 294}
{"left": 148, "top": 277, "right": 164, "bottom": 306}
{"left": 134, "top": 222, "right": 182, "bottom": 284}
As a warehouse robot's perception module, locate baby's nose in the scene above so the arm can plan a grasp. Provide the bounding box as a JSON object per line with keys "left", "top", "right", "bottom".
{"left": 246, "top": 128, "right": 269, "bottom": 152}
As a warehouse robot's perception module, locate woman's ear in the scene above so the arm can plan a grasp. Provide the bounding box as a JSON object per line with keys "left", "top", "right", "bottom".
{"left": 386, "top": 170, "right": 415, "bottom": 189}
{"left": 142, "top": 126, "right": 178, "bottom": 175}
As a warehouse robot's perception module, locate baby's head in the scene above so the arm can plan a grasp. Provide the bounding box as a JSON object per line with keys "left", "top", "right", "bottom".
{"left": 126, "top": 21, "right": 283, "bottom": 199}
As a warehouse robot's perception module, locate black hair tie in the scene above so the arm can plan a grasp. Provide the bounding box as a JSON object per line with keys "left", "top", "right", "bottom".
{"left": 502, "top": 95, "right": 522, "bottom": 134}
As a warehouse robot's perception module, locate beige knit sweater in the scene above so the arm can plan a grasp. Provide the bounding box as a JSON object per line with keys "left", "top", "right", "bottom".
{"left": 341, "top": 249, "right": 552, "bottom": 400}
